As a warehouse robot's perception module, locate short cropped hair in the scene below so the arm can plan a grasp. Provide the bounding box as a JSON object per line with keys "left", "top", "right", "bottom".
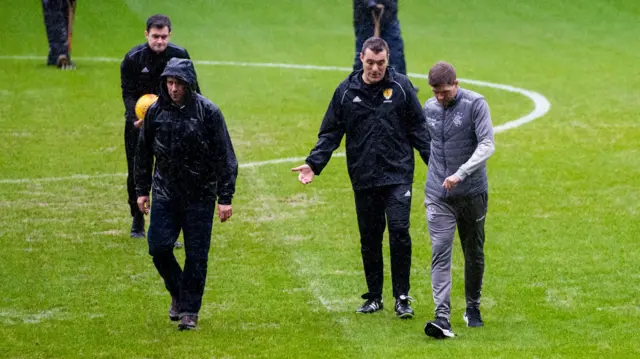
{"left": 428, "top": 61, "right": 457, "bottom": 86}
{"left": 361, "top": 37, "right": 389, "bottom": 55}
{"left": 146, "top": 14, "right": 172, "bottom": 32}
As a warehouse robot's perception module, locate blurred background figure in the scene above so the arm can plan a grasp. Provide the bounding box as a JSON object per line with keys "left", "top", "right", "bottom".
{"left": 42, "top": 0, "right": 75, "bottom": 69}
{"left": 352, "top": 0, "right": 406, "bottom": 75}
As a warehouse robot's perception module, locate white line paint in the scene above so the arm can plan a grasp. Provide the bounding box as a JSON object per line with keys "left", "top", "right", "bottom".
{"left": 0, "top": 55, "right": 550, "bottom": 185}
{"left": 0, "top": 154, "right": 347, "bottom": 184}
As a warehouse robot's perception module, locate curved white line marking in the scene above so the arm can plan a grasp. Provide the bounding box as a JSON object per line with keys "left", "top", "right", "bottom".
{"left": 0, "top": 55, "right": 550, "bottom": 185}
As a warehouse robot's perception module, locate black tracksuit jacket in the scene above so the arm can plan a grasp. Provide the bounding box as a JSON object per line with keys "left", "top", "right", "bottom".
{"left": 306, "top": 68, "right": 430, "bottom": 190}
{"left": 120, "top": 43, "right": 200, "bottom": 123}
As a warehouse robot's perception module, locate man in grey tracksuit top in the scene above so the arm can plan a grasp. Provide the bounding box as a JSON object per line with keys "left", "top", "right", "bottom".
{"left": 421, "top": 61, "right": 495, "bottom": 339}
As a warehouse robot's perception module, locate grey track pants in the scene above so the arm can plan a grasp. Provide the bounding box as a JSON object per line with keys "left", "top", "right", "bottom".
{"left": 425, "top": 192, "right": 488, "bottom": 320}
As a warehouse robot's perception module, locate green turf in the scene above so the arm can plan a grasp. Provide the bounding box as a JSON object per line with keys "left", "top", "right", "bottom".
{"left": 1, "top": 0, "right": 639, "bottom": 358}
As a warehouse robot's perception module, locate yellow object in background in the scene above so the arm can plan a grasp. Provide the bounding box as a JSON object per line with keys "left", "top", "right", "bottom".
{"left": 135, "top": 94, "right": 159, "bottom": 121}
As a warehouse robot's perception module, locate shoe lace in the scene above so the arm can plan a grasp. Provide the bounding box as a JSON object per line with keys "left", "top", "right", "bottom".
{"left": 397, "top": 295, "right": 414, "bottom": 308}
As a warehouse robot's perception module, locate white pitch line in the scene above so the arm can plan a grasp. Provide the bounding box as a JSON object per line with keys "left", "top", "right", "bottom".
{"left": 0, "top": 55, "right": 550, "bottom": 185}
{"left": 0, "top": 153, "right": 348, "bottom": 184}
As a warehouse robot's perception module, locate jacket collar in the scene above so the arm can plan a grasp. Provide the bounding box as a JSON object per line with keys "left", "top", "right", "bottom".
{"left": 349, "top": 67, "right": 396, "bottom": 89}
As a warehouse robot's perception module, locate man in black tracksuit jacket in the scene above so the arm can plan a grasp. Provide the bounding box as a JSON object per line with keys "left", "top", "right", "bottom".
{"left": 293, "top": 37, "right": 429, "bottom": 318}
{"left": 135, "top": 58, "right": 237, "bottom": 331}
{"left": 121, "top": 14, "right": 199, "bottom": 239}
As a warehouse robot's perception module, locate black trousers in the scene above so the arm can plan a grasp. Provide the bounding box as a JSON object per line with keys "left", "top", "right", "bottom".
{"left": 147, "top": 198, "right": 215, "bottom": 316}
{"left": 354, "top": 183, "right": 412, "bottom": 299}
{"left": 124, "top": 120, "right": 140, "bottom": 217}
{"left": 41, "top": 0, "right": 70, "bottom": 65}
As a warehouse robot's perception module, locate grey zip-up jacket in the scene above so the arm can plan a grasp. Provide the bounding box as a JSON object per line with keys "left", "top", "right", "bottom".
{"left": 423, "top": 87, "right": 495, "bottom": 199}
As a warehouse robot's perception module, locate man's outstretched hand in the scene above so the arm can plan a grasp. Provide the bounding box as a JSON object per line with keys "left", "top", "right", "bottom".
{"left": 291, "top": 164, "right": 315, "bottom": 185}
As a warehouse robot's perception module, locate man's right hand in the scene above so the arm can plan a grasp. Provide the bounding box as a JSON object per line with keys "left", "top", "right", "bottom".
{"left": 291, "top": 164, "right": 315, "bottom": 185}
{"left": 134, "top": 119, "right": 143, "bottom": 128}
{"left": 137, "top": 196, "right": 150, "bottom": 214}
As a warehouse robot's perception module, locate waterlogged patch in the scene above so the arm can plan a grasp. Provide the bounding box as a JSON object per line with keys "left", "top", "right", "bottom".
{"left": 0, "top": 308, "right": 69, "bottom": 324}
{"left": 240, "top": 322, "right": 281, "bottom": 330}
{"left": 282, "top": 287, "right": 306, "bottom": 294}
{"left": 596, "top": 305, "right": 640, "bottom": 314}
{"left": 332, "top": 270, "right": 360, "bottom": 276}
{"left": 545, "top": 287, "right": 580, "bottom": 308}
{"left": 8, "top": 131, "right": 32, "bottom": 137}
{"left": 92, "top": 229, "right": 124, "bottom": 236}
{"left": 282, "top": 193, "right": 326, "bottom": 207}
{"left": 283, "top": 235, "right": 309, "bottom": 243}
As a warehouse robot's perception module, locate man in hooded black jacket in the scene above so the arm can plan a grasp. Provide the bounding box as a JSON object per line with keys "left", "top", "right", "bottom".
{"left": 135, "top": 58, "right": 238, "bottom": 331}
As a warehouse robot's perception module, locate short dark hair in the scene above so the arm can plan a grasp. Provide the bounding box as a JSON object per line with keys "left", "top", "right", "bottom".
{"left": 146, "top": 14, "right": 172, "bottom": 32}
{"left": 361, "top": 37, "right": 389, "bottom": 55}
{"left": 428, "top": 61, "right": 457, "bottom": 86}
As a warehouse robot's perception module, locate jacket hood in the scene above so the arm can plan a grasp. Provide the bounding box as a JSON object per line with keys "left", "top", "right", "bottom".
{"left": 160, "top": 58, "right": 198, "bottom": 105}
{"left": 161, "top": 58, "right": 198, "bottom": 85}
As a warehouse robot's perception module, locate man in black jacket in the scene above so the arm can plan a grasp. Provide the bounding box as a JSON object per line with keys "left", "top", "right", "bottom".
{"left": 135, "top": 58, "right": 237, "bottom": 331}
{"left": 353, "top": 0, "right": 406, "bottom": 75}
{"left": 292, "top": 37, "right": 429, "bottom": 319}
{"left": 121, "top": 14, "right": 199, "bottom": 240}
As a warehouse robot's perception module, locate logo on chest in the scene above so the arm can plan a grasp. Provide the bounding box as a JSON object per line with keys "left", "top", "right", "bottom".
{"left": 383, "top": 88, "right": 393, "bottom": 103}
{"left": 426, "top": 116, "right": 437, "bottom": 128}
{"left": 452, "top": 112, "right": 464, "bottom": 127}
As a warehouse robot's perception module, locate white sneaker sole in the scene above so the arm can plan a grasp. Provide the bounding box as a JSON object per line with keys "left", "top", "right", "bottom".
{"left": 424, "top": 322, "right": 455, "bottom": 338}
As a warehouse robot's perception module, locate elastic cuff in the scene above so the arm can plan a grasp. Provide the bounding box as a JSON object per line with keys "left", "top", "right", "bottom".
{"left": 454, "top": 169, "right": 468, "bottom": 181}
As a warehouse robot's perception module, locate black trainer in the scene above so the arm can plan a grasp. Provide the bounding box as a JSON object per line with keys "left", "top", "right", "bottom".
{"left": 395, "top": 295, "right": 414, "bottom": 319}
{"left": 424, "top": 317, "right": 455, "bottom": 339}
{"left": 178, "top": 315, "right": 198, "bottom": 331}
{"left": 169, "top": 297, "right": 179, "bottom": 322}
{"left": 464, "top": 307, "right": 484, "bottom": 327}
{"left": 130, "top": 213, "right": 145, "bottom": 238}
{"left": 356, "top": 297, "right": 383, "bottom": 314}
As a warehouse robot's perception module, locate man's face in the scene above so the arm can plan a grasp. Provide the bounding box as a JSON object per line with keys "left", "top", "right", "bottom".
{"left": 360, "top": 48, "right": 388, "bottom": 84}
{"left": 166, "top": 77, "right": 186, "bottom": 104}
{"left": 431, "top": 81, "right": 459, "bottom": 107}
{"left": 145, "top": 26, "right": 170, "bottom": 53}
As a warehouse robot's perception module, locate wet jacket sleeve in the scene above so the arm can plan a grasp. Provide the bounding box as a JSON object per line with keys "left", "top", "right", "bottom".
{"left": 134, "top": 107, "right": 155, "bottom": 197}
{"left": 305, "top": 88, "right": 346, "bottom": 175}
{"left": 120, "top": 55, "right": 139, "bottom": 123}
{"left": 404, "top": 84, "right": 430, "bottom": 166}
{"left": 209, "top": 108, "right": 238, "bottom": 205}
{"left": 454, "top": 99, "right": 495, "bottom": 180}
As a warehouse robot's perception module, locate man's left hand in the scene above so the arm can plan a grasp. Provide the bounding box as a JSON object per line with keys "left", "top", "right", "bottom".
{"left": 442, "top": 175, "right": 462, "bottom": 191}
{"left": 218, "top": 204, "right": 232, "bottom": 222}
